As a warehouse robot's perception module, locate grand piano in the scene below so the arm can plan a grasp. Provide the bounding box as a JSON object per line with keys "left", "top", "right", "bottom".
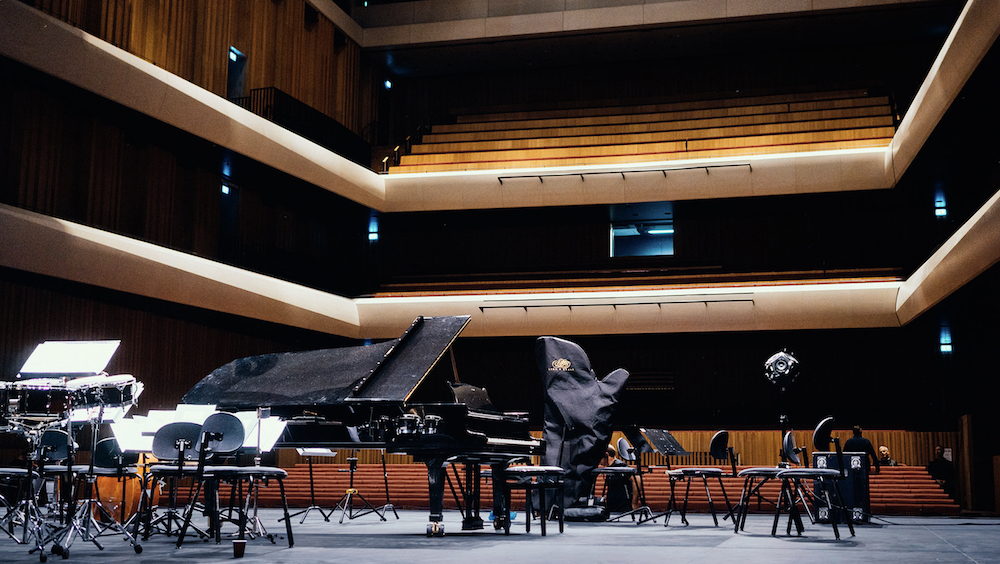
{"left": 182, "top": 315, "right": 544, "bottom": 535}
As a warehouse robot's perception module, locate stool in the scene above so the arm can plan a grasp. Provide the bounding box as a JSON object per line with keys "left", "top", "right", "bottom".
{"left": 591, "top": 465, "right": 650, "bottom": 523}
{"left": 498, "top": 466, "right": 566, "bottom": 536}
{"left": 666, "top": 467, "right": 733, "bottom": 526}
{"left": 732, "top": 467, "right": 782, "bottom": 532}
{"left": 773, "top": 468, "right": 854, "bottom": 540}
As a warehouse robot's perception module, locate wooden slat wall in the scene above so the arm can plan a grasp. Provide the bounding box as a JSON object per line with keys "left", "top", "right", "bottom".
{"left": 621, "top": 429, "right": 960, "bottom": 470}
{"left": 274, "top": 429, "right": 960, "bottom": 472}
{"left": 23, "top": 0, "right": 366, "bottom": 133}
{"left": 0, "top": 271, "right": 348, "bottom": 418}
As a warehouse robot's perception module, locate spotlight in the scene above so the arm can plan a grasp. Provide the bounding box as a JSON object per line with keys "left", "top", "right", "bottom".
{"left": 764, "top": 349, "right": 799, "bottom": 387}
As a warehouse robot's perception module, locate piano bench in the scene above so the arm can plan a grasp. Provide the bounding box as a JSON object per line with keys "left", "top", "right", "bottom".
{"left": 500, "top": 466, "right": 567, "bottom": 536}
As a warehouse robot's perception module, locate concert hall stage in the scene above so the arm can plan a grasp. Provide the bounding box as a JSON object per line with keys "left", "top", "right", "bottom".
{"left": 2, "top": 509, "right": 996, "bottom": 564}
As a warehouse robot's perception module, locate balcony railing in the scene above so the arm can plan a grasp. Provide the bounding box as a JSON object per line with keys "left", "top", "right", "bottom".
{"left": 231, "top": 87, "right": 371, "bottom": 169}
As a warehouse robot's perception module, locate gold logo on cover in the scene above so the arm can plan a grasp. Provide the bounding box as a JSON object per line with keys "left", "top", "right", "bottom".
{"left": 551, "top": 358, "right": 572, "bottom": 371}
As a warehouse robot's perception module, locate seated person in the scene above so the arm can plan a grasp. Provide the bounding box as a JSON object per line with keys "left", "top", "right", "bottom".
{"left": 878, "top": 446, "right": 897, "bottom": 467}
{"left": 601, "top": 445, "right": 633, "bottom": 514}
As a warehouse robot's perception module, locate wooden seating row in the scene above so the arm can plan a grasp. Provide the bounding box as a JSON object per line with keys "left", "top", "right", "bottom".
{"left": 390, "top": 90, "right": 895, "bottom": 174}
{"left": 244, "top": 463, "right": 958, "bottom": 516}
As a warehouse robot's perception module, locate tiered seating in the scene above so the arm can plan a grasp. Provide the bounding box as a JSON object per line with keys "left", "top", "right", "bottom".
{"left": 390, "top": 90, "right": 895, "bottom": 173}
{"left": 249, "top": 462, "right": 959, "bottom": 516}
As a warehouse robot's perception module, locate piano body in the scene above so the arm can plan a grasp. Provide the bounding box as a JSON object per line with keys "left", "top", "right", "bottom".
{"left": 182, "top": 315, "right": 544, "bottom": 535}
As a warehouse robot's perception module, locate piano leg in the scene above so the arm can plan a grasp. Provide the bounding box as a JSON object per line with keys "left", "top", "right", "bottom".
{"left": 425, "top": 458, "right": 446, "bottom": 536}
{"left": 491, "top": 462, "right": 509, "bottom": 534}
{"left": 460, "top": 463, "right": 484, "bottom": 531}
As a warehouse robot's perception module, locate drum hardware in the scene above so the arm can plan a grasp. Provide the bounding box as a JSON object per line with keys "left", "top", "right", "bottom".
{"left": 422, "top": 415, "right": 443, "bottom": 435}
{"left": 331, "top": 449, "right": 388, "bottom": 524}
{"left": 395, "top": 413, "right": 421, "bottom": 436}
{"left": 49, "top": 405, "right": 143, "bottom": 558}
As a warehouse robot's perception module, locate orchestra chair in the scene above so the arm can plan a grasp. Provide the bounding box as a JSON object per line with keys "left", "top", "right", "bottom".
{"left": 52, "top": 436, "right": 143, "bottom": 557}
{"left": 143, "top": 421, "right": 203, "bottom": 541}
{"left": 38, "top": 428, "right": 75, "bottom": 522}
{"left": 733, "top": 431, "right": 814, "bottom": 533}
{"left": 592, "top": 437, "right": 651, "bottom": 523}
{"left": 497, "top": 464, "right": 566, "bottom": 536}
{"left": 92, "top": 437, "right": 145, "bottom": 537}
{"left": 284, "top": 448, "right": 335, "bottom": 524}
{"left": 771, "top": 417, "right": 855, "bottom": 540}
{"left": 663, "top": 430, "right": 736, "bottom": 527}
{"left": 175, "top": 412, "right": 294, "bottom": 548}
{"left": 0, "top": 465, "right": 39, "bottom": 544}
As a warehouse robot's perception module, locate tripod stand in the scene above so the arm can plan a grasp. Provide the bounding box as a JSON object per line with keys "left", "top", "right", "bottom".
{"left": 333, "top": 451, "right": 386, "bottom": 523}
{"left": 283, "top": 449, "right": 334, "bottom": 524}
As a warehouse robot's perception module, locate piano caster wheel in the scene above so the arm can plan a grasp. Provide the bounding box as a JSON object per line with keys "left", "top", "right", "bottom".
{"left": 427, "top": 522, "right": 444, "bottom": 537}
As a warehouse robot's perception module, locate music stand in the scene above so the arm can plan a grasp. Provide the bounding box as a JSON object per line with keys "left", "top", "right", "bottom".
{"left": 635, "top": 428, "right": 690, "bottom": 468}
{"left": 631, "top": 428, "right": 689, "bottom": 525}
{"left": 284, "top": 448, "right": 336, "bottom": 523}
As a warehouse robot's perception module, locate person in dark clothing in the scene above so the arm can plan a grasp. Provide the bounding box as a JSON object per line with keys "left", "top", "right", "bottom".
{"left": 843, "top": 425, "right": 880, "bottom": 475}
{"left": 878, "top": 445, "right": 897, "bottom": 467}
{"left": 927, "top": 445, "right": 955, "bottom": 496}
{"left": 601, "top": 445, "right": 633, "bottom": 514}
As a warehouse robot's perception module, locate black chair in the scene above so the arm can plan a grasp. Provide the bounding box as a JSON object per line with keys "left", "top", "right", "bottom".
{"left": 733, "top": 430, "right": 813, "bottom": 533}
{"left": 663, "top": 430, "right": 736, "bottom": 527}
{"left": 175, "top": 412, "right": 294, "bottom": 549}
{"left": 771, "top": 417, "right": 855, "bottom": 540}
{"left": 143, "top": 421, "right": 203, "bottom": 540}
{"left": 594, "top": 436, "right": 651, "bottom": 523}
{"left": 497, "top": 464, "right": 567, "bottom": 536}
{"left": 54, "top": 436, "right": 143, "bottom": 556}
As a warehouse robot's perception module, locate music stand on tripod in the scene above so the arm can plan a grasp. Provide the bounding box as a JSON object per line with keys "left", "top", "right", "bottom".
{"left": 333, "top": 450, "right": 386, "bottom": 523}
{"left": 284, "top": 448, "right": 336, "bottom": 523}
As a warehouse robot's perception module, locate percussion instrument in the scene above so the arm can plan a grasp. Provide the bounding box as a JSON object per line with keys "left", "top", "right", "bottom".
{"left": 396, "top": 413, "right": 421, "bottom": 436}
{"left": 4, "top": 378, "right": 77, "bottom": 421}
{"left": 4, "top": 374, "right": 142, "bottom": 422}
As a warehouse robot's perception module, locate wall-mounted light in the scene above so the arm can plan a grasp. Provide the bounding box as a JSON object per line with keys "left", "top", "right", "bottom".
{"left": 368, "top": 212, "right": 379, "bottom": 242}
{"left": 647, "top": 227, "right": 675, "bottom": 235}
{"left": 934, "top": 186, "right": 947, "bottom": 218}
{"left": 221, "top": 184, "right": 230, "bottom": 195}
{"left": 939, "top": 325, "right": 952, "bottom": 353}
{"left": 384, "top": 79, "right": 392, "bottom": 90}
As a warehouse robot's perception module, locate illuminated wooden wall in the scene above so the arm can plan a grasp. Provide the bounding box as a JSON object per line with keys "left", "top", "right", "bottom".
{"left": 26, "top": 0, "right": 366, "bottom": 132}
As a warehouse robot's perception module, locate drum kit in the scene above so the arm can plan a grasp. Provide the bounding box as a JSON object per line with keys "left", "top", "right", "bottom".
{"left": 1, "top": 341, "right": 144, "bottom": 562}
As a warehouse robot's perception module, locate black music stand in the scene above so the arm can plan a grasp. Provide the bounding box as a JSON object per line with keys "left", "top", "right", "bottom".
{"left": 285, "top": 448, "right": 335, "bottom": 523}
{"left": 332, "top": 450, "right": 386, "bottom": 523}
{"left": 632, "top": 428, "right": 689, "bottom": 524}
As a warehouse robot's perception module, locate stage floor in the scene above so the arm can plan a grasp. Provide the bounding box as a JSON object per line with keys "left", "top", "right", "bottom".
{"left": 4, "top": 509, "right": 999, "bottom": 564}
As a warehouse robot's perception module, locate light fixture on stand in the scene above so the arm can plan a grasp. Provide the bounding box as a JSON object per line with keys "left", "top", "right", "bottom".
{"left": 764, "top": 349, "right": 800, "bottom": 463}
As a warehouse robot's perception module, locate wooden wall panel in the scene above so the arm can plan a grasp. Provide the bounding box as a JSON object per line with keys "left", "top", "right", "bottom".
{"left": 0, "top": 270, "right": 349, "bottom": 415}
{"left": 23, "top": 0, "right": 365, "bottom": 132}
{"left": 615, "top": 429, "right": 961, "bottom": 470}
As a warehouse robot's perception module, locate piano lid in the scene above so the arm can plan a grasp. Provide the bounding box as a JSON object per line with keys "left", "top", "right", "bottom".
{"left": 181, "top": 316, "right": 471, "bottom": 411}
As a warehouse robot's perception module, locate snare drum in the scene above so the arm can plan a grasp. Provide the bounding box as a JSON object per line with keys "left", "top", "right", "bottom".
{"left": 7, "top": 379, "right": 76, "bottom": 420}
{"left": 66, "top": 374, "right": 142, "bottom": 422}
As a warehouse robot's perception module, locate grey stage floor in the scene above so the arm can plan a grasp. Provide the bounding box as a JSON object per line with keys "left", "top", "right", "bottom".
{"left": 3, "top": 509, "right": 999, "bottom": 564}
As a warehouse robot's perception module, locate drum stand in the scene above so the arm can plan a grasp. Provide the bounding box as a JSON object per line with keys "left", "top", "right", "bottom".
{"left": 4, "top": 421, "right": 61, "bottom": 562}
{"left": 51, "top": 411, "right": 142, "bottom": 558}
{"left": 333, "top": 452, "right": 387, "bottom": 523}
